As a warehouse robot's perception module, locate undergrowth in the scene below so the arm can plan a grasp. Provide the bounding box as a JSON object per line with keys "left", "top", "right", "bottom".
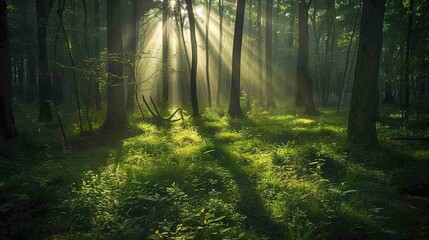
{"left": 1, "top": 106, "right": 428, "bottom": 239}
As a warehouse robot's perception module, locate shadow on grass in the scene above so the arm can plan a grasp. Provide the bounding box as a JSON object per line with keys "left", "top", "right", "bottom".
{"left": 194, "top": 118, "right": 288, "bottom": 239}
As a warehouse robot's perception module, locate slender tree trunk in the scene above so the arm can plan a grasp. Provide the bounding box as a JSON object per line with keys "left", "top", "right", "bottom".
{"left": 246, "top": 0, "right": 254, "bottom": 109}
{"left": 127, "top": 0, "right": 138, "bottom": 111}
{"left": 103, "top": 0, "right": 127, "bottom": 130}
{"left": 216, "top": 0, "right": 224, "bottom": 106}
{"left": 81, "top": 0, "right": 94, "bottom": 132}
{"left": 403, "top": 0, "right": 414, "bottom": 121}
{"left": 347, "top": 0, "right": 386, "bottom": 146}
{"left": 205, "top": 0, "right": 212, "bottom": 107}
{"left": 185, "top": 0, "right": 200, "bottom": 118}
{"left": 35, "top": 0, "right": 53, "bottom": 122}
{"left": 17, "top": 56, "right": 24, "bottom": 101}
{"left": 266, "top": 0, "right": 276, "bottom": 108}
{"left": 162, "top": 0, "right": 169, "bottom": 104}
{"left": 228, "top": 0, "right": 246, "bottom": 118}
{"left": 321, "top": 0, "right": 335, "bottom": 106}
{"left": 287, "top": 0, "right": 295, "bottom": 49}
{"left": 176, "top": 0, "right": 191, "bottom": 70}
{"left": 257, "top": 0, "right": 263, "bottom": 105}
{"left": 0, "top": 0, "right": 18, "bottom": 140}
{"left": 383, "top": 40, "right": 395, "bottom": 104}
{"left": 296, "top": 1, "right": 317, "bottom": 114}
{"left": 294, "top": 1, "right": 306, "bottom": 107}
{"left": 58, "top": 2, "right": 84, "bottom": 134}
{"left": 337, "top": 2, "right": 361, "bottom": 112}
{"left": 94, "top": 0, "right": 101, "bottom": 110}
{"left": 26, "top": 46, "right": 36, "bottom": 103}
{"left": 310, "top": 0, "right": 320, "bottom": 98}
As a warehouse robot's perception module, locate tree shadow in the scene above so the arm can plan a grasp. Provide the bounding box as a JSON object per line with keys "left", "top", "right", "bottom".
{"left": 194, "top": 119, "right": 288, "bottom": 239}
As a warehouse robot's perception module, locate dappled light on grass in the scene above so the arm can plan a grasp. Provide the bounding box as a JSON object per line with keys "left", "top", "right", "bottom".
{"left": 2, "top": 109, "right": 428, "bottom": 239}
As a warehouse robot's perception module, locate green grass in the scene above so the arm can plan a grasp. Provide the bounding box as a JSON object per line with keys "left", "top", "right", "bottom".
{"left": 1, "top": 106, "right": 428, "bottom": 239}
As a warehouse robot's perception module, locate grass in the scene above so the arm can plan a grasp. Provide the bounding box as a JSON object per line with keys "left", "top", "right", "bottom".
{"left": 0, "top": 105, "right": 428, "bottom": 239}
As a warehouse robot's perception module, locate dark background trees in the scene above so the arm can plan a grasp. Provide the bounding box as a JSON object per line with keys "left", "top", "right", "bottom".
{"left": 0, "top": 0, "right": 17, "bottom": 140}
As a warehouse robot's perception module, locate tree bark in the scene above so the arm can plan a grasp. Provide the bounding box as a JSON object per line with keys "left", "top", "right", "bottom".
{"left": 94, "top": 0, "right": 101, "bottom": 110}
{"left": 257, "top": 0, "right": 263, "bottom": 105}
{"left": 216, "top": 0, "right": 224, "bottom": 106}
{"left": 228, "top": 0, "right": 246, "bottom": 118}
{"left": 0, "top": 0, "right": 18, "bottom": 140}
{"left": 127, "top": 0, "right": 139, "bottom": 111}
{"left": 347, "top": 0, "right": 386, "bottom": 146}
{"left": 205, "top": 0, "right": 212, "bottom": 107}
{"left": 162, "top": 0, "right": 169, "bottom": 104}
{"left": 35, "top": 0, "right": 53, "bottom": 122}
{"left": 266, "top": 0, "right": 276, "bottom": 108}
{"left": 402, "top": 0, "right": 414, "bottom": 121}
{"left": 185, "top": 0, "right": 200, "bottom": 118}
{"left": 337, "top": 2, "right": 361, "bottom": 112}
{"left": 103, "top": 0, "right": 127, "bottom": 130}
{"left": 17, "top": 56, "right": 24, "bottom": 100}
{"left": 296, "top": 1, "right": 317, "bottom": 114}
{"left": 26, "top": 46, "right": 36, "bottom": 103}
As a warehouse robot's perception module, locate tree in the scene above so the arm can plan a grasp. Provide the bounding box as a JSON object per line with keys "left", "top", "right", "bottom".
{"left": 127, "top": 0, "right": 139, "bottom": 111}
{"left": 256, "top": 0, "right": 263, "bottom": 104}
{"left": 93, "top": 0, "right": 101, "bottom": 110}
{"left": 216, "top": 0, "right": 224, "bottom": 106}
{"left": 295, "top": 0, "right": 317, "bottom": 115}
{"left": 205, "top": 0, "right": 212, "bottom": 107}
{"left": 0, "top": 0, "right": 18, "bottom": 140}
{"left": 266, "top": 0, "right": 276, "bottom": 108}
{"left": 347, "top": 0, "right": 386, "bottom": 146}
{"left": 103, "top": 0, "right": 127, "bottom": 130}
{"left": 228, "top": 0, "right": 246, "bottom": 118}
{"left": 162, "top": 0, "right": 169, "bottom": 104}
{"left": 402, "top": 0, "right": 415, "bottom": 121}
{"left": 35, "top": 0, "right": 53, "bottom": 122}
{"left": 337, "top": 2, "right": 361, "bottom": 112}
{"left": 185, "top": 0, "right": 200, "bottom": 118}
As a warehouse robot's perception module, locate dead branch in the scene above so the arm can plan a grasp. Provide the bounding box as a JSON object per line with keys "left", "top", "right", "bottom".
{"left": 142, "top": 95, "right": 184, "bottom": 125}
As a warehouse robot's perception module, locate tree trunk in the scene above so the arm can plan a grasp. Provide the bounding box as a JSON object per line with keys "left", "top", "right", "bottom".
{"left": 257, "top": 0, "right": 263, "bottom": 105}
{"left": 347, "top": 0, "right": 386, "bottom": 146}
{"left": 383, "top": 82, "right": 395, "bottom": 104}
{"left": 296, "top": 1, "right": 317, "bottom": 114}
{"left": 337, "top": 2, "right": 361, "bottom": 112}
{"left": 103, "top": 0, "right": 127, "bottom": 130}
{"left": 205, "top": 0, "right": 212, "bottom": 107}
{"left": 402, "top": 0, "right": 414, "bottom": 121}
{"left": 287, "top": 0, "right": 295, "bottom": 49}
{"left": 228, "top": 0, "right": 246, "bottom": 118}
{"left": 35, "top": 0, "right": 53, "bottom": 122}
{"left": 127, "top": 0, "right": 139, "bottom": 111}
{"left": 26, "top": 46, "right": 36, "bottom": 103}
{"left": 185, "top": 0, "right": 200, "bottom": 118}
{"left": 266, "top": 0, "right": 276, "bottom": 108}
{"left": 94, "top": 0, "right": 101, "bottom": 110}
{"left": 17, "top": 56, "right": 24, "bottom": 101}
{"left": 216, "top": 0, "right": 224, "bottom": 106}
{"left": 0, "top": 0, "right": 18, "bottom": 140}
{"left": 382, "top": 39, "right": 395, "bottom": 104}
{"left": 162, "top": 0, "right": 169, "bottom": 104}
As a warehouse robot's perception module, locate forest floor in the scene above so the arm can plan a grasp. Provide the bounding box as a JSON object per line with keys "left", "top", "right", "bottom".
{"left": 1, "top": 105, "right": 429, "bottom": 239}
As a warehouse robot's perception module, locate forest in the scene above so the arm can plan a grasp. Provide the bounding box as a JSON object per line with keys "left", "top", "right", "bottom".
{"left": 0, "top": 0, "right": 428, "bottom": 239}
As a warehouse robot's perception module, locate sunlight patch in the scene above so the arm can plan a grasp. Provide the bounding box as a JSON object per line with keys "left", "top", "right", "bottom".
{"left": 292, "top": 118, "right": 316, "bottom": 125}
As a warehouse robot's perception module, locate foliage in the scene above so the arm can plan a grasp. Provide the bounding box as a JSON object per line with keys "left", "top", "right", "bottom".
{"left": 1, "top": 107, "right": 428, "bottom": 239}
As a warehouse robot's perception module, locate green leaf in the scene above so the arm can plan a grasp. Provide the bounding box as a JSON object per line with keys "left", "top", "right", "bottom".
{"left": 328, "top": 188, "right": 342, "bottom": 194}
{"left": 342, "top": 190, "right": 358, "bottom": 195}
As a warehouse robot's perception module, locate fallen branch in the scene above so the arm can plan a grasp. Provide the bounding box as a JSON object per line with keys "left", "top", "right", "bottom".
{"left": 142, "top": 95, "right": 184, "bottom": 125}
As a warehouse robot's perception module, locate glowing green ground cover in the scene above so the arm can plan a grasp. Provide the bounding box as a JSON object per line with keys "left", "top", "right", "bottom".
{"left": 1, "top": 107, "right": 428, "bottom": 239}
